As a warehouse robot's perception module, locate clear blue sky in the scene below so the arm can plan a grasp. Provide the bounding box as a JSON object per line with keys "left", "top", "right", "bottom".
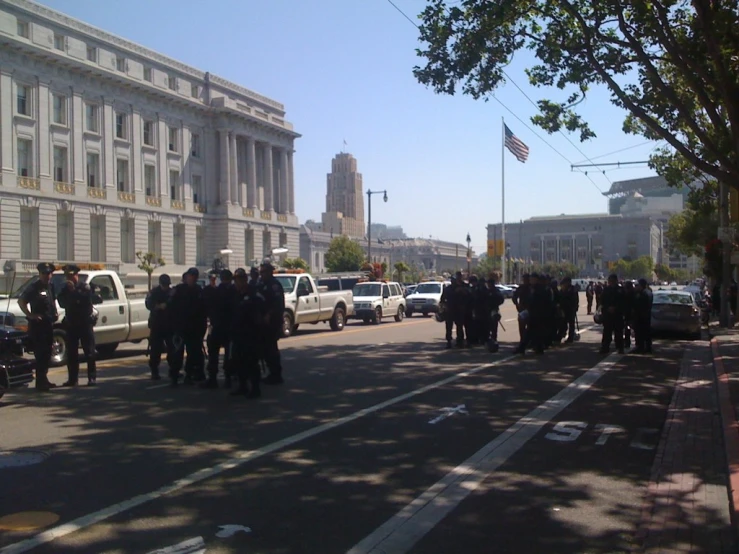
{"left": 40, "top": 0, "right": 659, "bottom": 254}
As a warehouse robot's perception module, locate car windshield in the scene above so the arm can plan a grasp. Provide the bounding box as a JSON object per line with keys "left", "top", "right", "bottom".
{"left": 11, "top": 273, "right": 86, "bottom": 298}
{"left": 275, "top": 276, "right": 296, "bottom": 293}
{"left": 653, "top": 293, "right": 693, "bottom": 305}
{"left": 353, "top": 283, "right": 381, "bottom": 297}
{"left": 415, "top": 283, "right": 441, "bottom": 294}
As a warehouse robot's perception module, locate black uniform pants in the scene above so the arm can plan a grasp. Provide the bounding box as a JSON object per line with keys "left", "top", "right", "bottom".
{"left": 634, "top": 316, "right": 652, "bottom": 352}
{"left": 560, "top": 310, "right": 576, "bottom": 342}
{"left": 586, "top": 295, "right": 593, "bottom": 314}
{"left": 232, "top": 343, "right": 261, "bottom": 390}
{"left": 624, "top": 320, "right": 632, "bottom": 346}
{"left": 148, "top": 327, "right": 171, "bottom": 374}
{"left": 66, "top": 324, "right": 96, "bottom": 382}
{"left": 476, "top": 316, "right": 490, "bottom": 345}
{"left": 601, "top": 316, "right": 624, "bottom": 352}
{"left": 445, "top": 314, "right": 465, "bottom": 345}
{"left": 207, "top": 329, "right": 231, "bottom": 378}
{"left": 521, "top": 317, "right": 545, "bottom": 353}
{"left": 263, "top": 332, "right": 282, "bottom": 378}
{"left": 169, "top": 334, "right": 204, "bottom": 380}
{"left": 29, "top": 320, "right": 53, "bottom": 385}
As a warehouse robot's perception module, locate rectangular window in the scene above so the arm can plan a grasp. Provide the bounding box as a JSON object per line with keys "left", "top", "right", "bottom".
{"left": 168, "top": 126, "right": 178, "bottom": 152}
{"left": 191, "top": 133, "right": 200, "bottom": 157}
{"left": 262, "top": 230, "right": 271, "bottom": 259}
{"left": 85, "top": 103, "right": 98, "bottom": 132}
{"left": 191, "top": 84, "right": 200, "bottom": 98}
{"left": 120, "top": 217, "right": 134, "bottom": 263}
{"left": 57, "top": 210, "right": 74, "bottom": 261}
{"left": 191, "top": 174, "right": 202, "bottom": 205}
{"left": 90, "top": 215, "right": 107, "bottom": 262}
{"left": 17, "top": 20, "right": 29, "bottom": 38}
{"left": 17, "top": 138, "right": 32, "bottom": 177}
{"left": 169, "top": 170, "right": 180, "bottom": 200}
{"left": 53, "top": 145, "right": 68, "bottom": 182}
{"left": 115, "top": 112, "right": 128, "bottom": 140}
{"left": 116, "top": 55, "right": 126, "bottom": 72}
{"left": 116, "top": 158, "right": 129, "bottom": 192}
{"left": 143, "top": 120, "right": 154, "bottom": 146}
{"left": 20, "top": 208, "right": 39, "bottom": 259}
{"left": 144, "top": 164, "right": 156, "bottom": 197}
{"left": 86, "top": 45, "right": 97, "bottom": 62}
{"left": 245, "top": 229, "right": 254, "bottom": 265}
{"left": 196, "top": 226, "right": 206, "bottom": 265}
{"left": 148, "top": 221, "right": 161, "bottom": 258}
{"left": 53, "top": 33, "right": 65, "bottom": 51}
{"left": 16, "top": 84, "right": 30, "bottom": 116}
{"left": 86, "top": 152, "right": 99, "bottom": 187}
{"left": 168, "top": 75, "right": 177, "bottom": 90}
{"left": 173, "top": 224, "right": 185, "bottom": 265}
{"left": 143, "top": 66, "right": 152, "bottom": 82}
{"left": 52, "top": 93, "right": 66, "bottom": 125}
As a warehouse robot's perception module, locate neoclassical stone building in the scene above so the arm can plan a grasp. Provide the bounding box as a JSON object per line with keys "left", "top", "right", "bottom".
{"left": 0, "top": 0, "right": 300, "bottom": 281}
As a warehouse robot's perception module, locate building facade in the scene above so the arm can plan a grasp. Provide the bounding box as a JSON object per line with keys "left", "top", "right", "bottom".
{"left": 0, "top": 0, "right": 300, "bottom": 281}
{"left": 320, "top": 152, "right": 364, "bottom": 237}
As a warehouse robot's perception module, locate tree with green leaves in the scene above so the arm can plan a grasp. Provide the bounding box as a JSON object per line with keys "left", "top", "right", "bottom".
{"left": 538, "top": 262, "right": 580, "bottom": 279}
{"left": 394, "top": 261, "right": 411, "bottom": 282}
{"left": 414, "top": 1, "right": 739, "bottom": 193}
{"left": 282, "top": 257, "right": 310, "bottom": 271}
{"left": 665, "top": 182, "right": 722, "bottom": 257}
{"left": 136, "top": 251, "right": 165, "bottom": 289}
{"left": 325, "top": 236, "right": 366, "bottom": 273}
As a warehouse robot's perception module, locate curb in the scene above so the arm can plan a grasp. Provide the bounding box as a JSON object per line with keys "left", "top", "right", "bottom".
{"left": 711, "top": 337, "right": 739, "bottom": 540}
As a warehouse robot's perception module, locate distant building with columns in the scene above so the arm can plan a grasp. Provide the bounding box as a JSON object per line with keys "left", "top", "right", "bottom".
{"left": 320, "top": 152, "right": 365, "bottom": 238}
{"left": 0, "top": 0, "right": 300, "bottom": 281}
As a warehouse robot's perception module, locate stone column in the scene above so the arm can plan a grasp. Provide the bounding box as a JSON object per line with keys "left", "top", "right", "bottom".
{"left": 229, "top": 132, "right": 238, "bottom": 204}
{"left": 263, "top": 143, "right": 273, "bottom": 212}
{"left": 37, "top": 81, "right": 51, "bottom": 178}
{"left": 0, "top": 71, "right": 12, "bottom": 172}
{"left": 71, "top": 93, "right": 85, "bottom": 184}
{"left": 279, "top": 148, "right": 289, "bottom": 214}
{"left": 219, "top": 130, "right": 230, "bottom": 204}
{"left": 287, "top": 149, "right": 295, "bottom": 214}
{"left": 246, "top": 137, "right": 257, "bottom": 208}
{"left": 239, "top": 139, "right": 247, "bottom": 208}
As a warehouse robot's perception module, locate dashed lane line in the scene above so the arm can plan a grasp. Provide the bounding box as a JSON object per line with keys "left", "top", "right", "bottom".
{"left": 0, "top": 353, "right": 519, "bottom": 554}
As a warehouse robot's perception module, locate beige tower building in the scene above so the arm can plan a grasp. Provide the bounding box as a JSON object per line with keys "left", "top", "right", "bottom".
{"left": 321, "top": 152, "right": 364, "bottom": 237}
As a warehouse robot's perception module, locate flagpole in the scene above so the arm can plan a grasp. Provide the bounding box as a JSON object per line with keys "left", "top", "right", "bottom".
{"left": 501, "top": 116, "right": 506, "bottom": 284}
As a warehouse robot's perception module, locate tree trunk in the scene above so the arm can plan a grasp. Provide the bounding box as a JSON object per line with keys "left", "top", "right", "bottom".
{"left": 719, "top": 181, "right": 733, "bottom": 327}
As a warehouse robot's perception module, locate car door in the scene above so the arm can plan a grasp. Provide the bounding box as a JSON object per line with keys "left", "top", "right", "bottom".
{"left": 88, "top": 274, "right": 129, "bottom": 343}
{"left": 390, "top": 283, "right": 401, "bottom": 313}
{"left": 295, "top": 276, "right": 319, "bottom": 324}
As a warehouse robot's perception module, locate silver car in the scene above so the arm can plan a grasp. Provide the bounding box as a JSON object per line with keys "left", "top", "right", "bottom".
{"left": 651, "top": 290, "right": 702, "bottom": 339}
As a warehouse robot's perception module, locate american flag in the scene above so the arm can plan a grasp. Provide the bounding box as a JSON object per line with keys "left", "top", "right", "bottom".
{"left": 504, "top": 124, "right": 529, "bottom": 163}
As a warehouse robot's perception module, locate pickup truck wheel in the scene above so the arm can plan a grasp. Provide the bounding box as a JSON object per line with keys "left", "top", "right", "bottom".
{"left": 96, "top": 343, "right": 119, "bottom": 358}
{"left": 329, "top": 307, "right": 345, "bottom": 331}
{"left": 0, "top": 369, "right": 7, "bottom": 399}
{"left": 282, "top": 312, "right": 295, "bottom": 338}
{"left": 373, "top": 307, "right": 382, "bottom": 325}
{"left": 405, "top": 310, "right": 413, "bottom": 318}
{"left": 394, "top": 307, "right": 404, "bottom": 322}
{"left": 51, "top": 329, "right": 68, "bottom": 367}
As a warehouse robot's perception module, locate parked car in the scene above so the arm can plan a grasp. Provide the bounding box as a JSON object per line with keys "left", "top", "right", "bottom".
{"left": 275, "top": 273, "right": 353, "bottom": 338}
{"left": 1, "top": 270, "right": 149, "bottom": 366}
{"left": 405, "top": 281, "right": 450, "bottom": 317}
{"left": 350, "top": 281, "right": 406, "bottom": 324}
{"left": 0, "top": 325, "right": 35, "bottom": 399}
{"left": 651, "top": 290, "right": 702, "bottom": 339}
{"left": 495, "top": 285, "right": 513, "bottom": 300}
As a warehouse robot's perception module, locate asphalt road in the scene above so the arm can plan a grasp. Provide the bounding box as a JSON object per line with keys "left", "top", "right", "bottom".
{"left": 0, "top": 294, "right": 694, "bottom": 553}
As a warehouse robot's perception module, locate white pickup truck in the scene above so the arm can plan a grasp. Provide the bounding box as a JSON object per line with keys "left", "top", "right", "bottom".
{"left": 0, "top": 269, "right": 149, "bottom": 366}
{"left": 274, "top": 272, "right": 354, "bottom": 338}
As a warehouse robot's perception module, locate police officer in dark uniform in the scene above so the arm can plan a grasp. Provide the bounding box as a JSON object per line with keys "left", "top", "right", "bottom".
{"left": 599, "top": 274, "right": 625, "bottom": 354}
{"left": 585, "top": 282, "right": 595, "bottom": 315}
{"left": 257, "top": 259, "right": 285, "bottom": 385}
{"left": 486, "top": 276, "right": 505, "bottom": 352}
{"left": 559, "top": 277, "right": 579, "bottom": 343}
{"left": 57, "top": 264, "right": 101, "bottom": 386}
{"left": 512, "top": 274, "right": 532, "bottom": 351}
{"left": 145, "top": 274, "right": 173, "bottom": 381}
{"left": 229, "top": 269, "right": 265, "bottom": 398}
{"left": 622, "top": 280, "right": 635, "bottom": 348}
{"left": 467, "top": 275, "right": 487, "bottom": 346}
{"left": 168, "top": 267, "right": 207, "bottom": 386}
{"left": 518, "top": 273, "right": 549, "bottom": 355}
{"left": 249, "top": 266, "right": 260, "bottom": 286}
{"left": 633, "top": 278, "right": 653, "bottom": 354}
{"left": 440, "top": 272, "right": 469, "bottom": 348}
{"left": 18, "top": 263, "right": 59, "bottom": 392}
{"left": 202, "top": 270, "right": 219, "bottom": 307}
{"left": 202, "top": 269, "right": 236, "bottom": 389}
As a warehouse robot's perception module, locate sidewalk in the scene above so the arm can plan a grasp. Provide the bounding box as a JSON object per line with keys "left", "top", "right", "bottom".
{"left": 632, "top": 328, "right": 738, "bottom": 553}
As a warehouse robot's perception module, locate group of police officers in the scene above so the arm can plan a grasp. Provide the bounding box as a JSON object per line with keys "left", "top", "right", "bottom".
{"left": 439, "top": 271, "right": 654, "bottom": 356}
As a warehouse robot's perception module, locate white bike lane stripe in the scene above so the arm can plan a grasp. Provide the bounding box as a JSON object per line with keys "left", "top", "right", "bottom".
{"left": 347, "top": 350, "right": 624, "bottom": 554}
{"left": 0, "top": 354, "right": 521, "bottom": 554}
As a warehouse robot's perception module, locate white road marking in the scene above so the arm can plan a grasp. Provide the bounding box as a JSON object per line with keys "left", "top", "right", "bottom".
{"left": 0, "top": 355, "right": 518, "bottom": 554}
{"left": 346, "top": 351, "right": 625, "bottom": 554}
{"left": 215, "top": 524, "right": 252, "bottom": 538}
{"left": 428, "top": 404, "right": 468, "bottom": 425}
{"left": 503, "top": 318, "right": 517, "bottom": 323}
{"left": 145, "top": 383, "right": 171, "bottom": 390}
{"left": 146, "top": 536, "right": 206, "bottom": 554}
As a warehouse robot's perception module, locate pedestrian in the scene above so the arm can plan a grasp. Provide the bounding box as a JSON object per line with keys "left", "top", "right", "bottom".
{"left": 467, "top": 275, "right": 485, "bottom": 346}
{"left": 167, "top": 267, "right": 207, "bottom": 387}
{"left": 57, "top": 264, "right": 101, "bottom": 386}
{"left": 145, "top": 274, "right": 173, "bottom": 381}
{"left": 599, "top": 274, "right": 625, "bottom": 354}
{"left": 559, "top": 277, "right": 579, "bottom": 343}
{"left": 622, "top": 280, "right": 635, "bottom": 348}
{"left": 440, "top": 272, "right": 469, "bottom": 348}
{"left": 595, "top": 281, "right": 604, "bottom": 310}
{"left": 585, "top": 281, "right": 594, "bottom": 314}
{"left": 18, "top": 262, "right": 59, "bottom": 392}
{"left": 486, "top": 276, "right": 505, "bottom": 352}
{"left": 512, "top": 274, "right": 532, "bottom": 351}
{"left": 229, "top": 269, "right": 265, "bottom": 398}
{"left": 633, "top": 279, "right": 653, "bottom": 354}
{"left": 202, "top": 269, "right": 236, "bottom": 389}
{"left": 257, "top": 259, "right": 286, "bottom": 385}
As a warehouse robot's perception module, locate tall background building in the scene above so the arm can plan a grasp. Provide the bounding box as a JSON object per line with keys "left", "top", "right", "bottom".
{"left": 320, "top": 152, "right": 364, "bottom": 237}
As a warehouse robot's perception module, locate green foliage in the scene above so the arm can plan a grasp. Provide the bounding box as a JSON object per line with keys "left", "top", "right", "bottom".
{"left": 136, "top": 251, "right": 165, "bottom": 289}
{"left": 475, "top": 255, "right": 500, "bottom": 279}
{"left": 665, "top": 182, "right": 722, "bottom": 256}
{"left": 282, "top": 257, "right": 310, "bottom": 271}
{"left": 393, "top": 261, "right": 411, "bottom": 282}
{"left": 611, "top": 255, "right": 655, "bottom": 280}
{"left": 325, "top": 236, "right": 366, "bottom": 273}
{"left": 381, "top": 261, "right": 389, "bottom": 277}
{"left": 537, "top": 262, "right": 580, "bottom": 279}
{"left": 414, "top": 1, "right": 739, "bottom": 191}
{"left": 655, "top": 263, "right": 689, "bottom": 283}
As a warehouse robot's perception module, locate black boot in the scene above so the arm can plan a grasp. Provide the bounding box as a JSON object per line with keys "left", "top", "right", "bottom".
{"left": 199, "top": 377, "right": 218, "bottom": 389}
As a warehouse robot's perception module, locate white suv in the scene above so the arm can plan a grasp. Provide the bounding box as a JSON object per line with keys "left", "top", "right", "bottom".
{"left": 351, "top": 281, "right": 406, "bottom": 324}
{"left": 405, "top": 281, "right": 450, "bottom": 317}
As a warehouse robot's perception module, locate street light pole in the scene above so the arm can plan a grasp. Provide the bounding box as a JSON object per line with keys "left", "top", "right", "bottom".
{"left": 366, "top": 189, "right": 388, "bottom": 264}
{"left": 466, "top": 232, "right": 471, "bottom": 276}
